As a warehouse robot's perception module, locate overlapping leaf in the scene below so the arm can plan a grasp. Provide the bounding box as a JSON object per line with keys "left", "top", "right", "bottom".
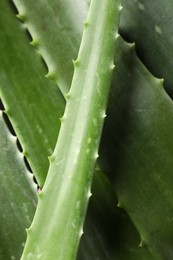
{"left": 0, "top": 0, "right": 164, "bottom": 258}
{"left": 13, "top": 0, "right": 89, "bottom": 94}
{"left": 0, "top": 0, "right": 65, "bottom": 187}
{"left": 120, "top": 0, "right": 173, "bottom": 97}
{"left": 0, "top": 112, "right": 37, "bottom": 259}
{"left": 100, "top": 37, "right": 173, "bottom": 259}
{"left": 1, "top": 0, "right": 143, "bottom": 259}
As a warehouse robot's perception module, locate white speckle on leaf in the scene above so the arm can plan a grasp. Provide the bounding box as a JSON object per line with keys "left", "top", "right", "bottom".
{"left": 86, "top": 148, "right": 90, "bottom": 154}
{"left": 44, "top": 138, "right": 48, "bottom": 144}
{"left": 87, "top": 137, "right": 92, "bottom": 144}
{"left": 10, "top": 202, "right": 14, "bottom": 208}
{"left": 138, "top": 2, "right": 145, "bottom": 11}
{"left": 154, "top": 25, "right": 162, "bottom": 35}
{"left": 36, "top": 124, "right": 43, "bottom": 134}
{"left": 93, "top": 118, "right": 97, "bottom": 126}
{"left": 71, "top": 222, "right": 76, "bottom": 228}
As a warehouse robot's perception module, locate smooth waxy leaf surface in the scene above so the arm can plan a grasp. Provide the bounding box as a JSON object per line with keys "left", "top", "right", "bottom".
{"left": 0, "top": 112, "right": 37, "bottom": 260}
{"left": 0, "top": 1, "right": 134, "bottom": 259}
{"left": 120, "top": 0, "right": 173, "bottom": 97}
{"left": 78, "top": 169, "right": 153, "bottom": 260}
{"left": 0, "top": 1, "right": 141, "bottom": 259}
{"left": 12, "top": 0, "right": 88, "bottom": 94}
{"left": 100, "top": 37, "right": 173, "bottom": 259}
{"left": 0, "top": 0, "right": 65, "bottom": 187}
{"left": 21, "top": 0, "right": 120, "bottom": 259}
{"left": 0, "top": 1, "right": 155, "bottom": 259}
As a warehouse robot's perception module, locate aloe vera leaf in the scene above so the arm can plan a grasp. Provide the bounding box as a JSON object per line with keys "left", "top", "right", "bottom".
{"left": 21, "top": 0, "right": 120, "bottom": 259}
{"left": 100, "top": 37, "right": 173, "bottom": 259}
{"left": 78, "top": 169, "right": 154, "bottom": 260}
{"left": 0, "top": 112, "right": 37, "bottom": 260}
{"left": 0, "top": 0, "right": 65, "bottom": 187}
{"left": 0, "top": 1, "right": 145, "bottom": 259}
{"left": 1, "top": 1, "right": 152, "bottom": 258}
{"left": 119, "top": 0, "right": 173, "bottom": 97}
{"left": 12, "top": 0, "right": 88, "bottom": 94}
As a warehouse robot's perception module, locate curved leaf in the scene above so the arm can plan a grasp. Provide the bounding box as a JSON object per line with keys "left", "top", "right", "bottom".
{"left": 21, "top": 1, "right": 120, "bottom": 259}
{"left": 120, "top": 0, "right": 173, "bottom": 97}
{"left": 0, "top": 112, "right": 37, "bottom": 259}
{"left": 0, "top": 1, "right": 154, "bottom": 259}
{"left": 100, "top": 37, "right": 173, "bottom": 259}
{"left": 78, "top": 169, "right": 153, "bottom": 260}
{"left": 0, "top": 0, "right": 65, "bottom": 187}
{"left": 12, "top": 0, "right": 88, "bottom": 94}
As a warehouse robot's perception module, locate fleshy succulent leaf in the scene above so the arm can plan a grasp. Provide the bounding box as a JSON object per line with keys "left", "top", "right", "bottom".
{"left": 120, "top": 0, "right": 173, "bottom": 98}
{"left": 0, "top": 1, "right": 148, "bottom": 259}
{"left": 78, "top": 169, "right": 154, "bottom": 260}
{"left": 0, "top": 112, "right": 37, "bottom": 260}
{"left": 21, "top": 0, "right": 120, "bottom": 259}
{"left": 100, "top": 37, "right": 173, "bottom": 259}
{"left": 0, "top": 0, "right": 65, "bottom": 187}
{"left": 12, "top": 0, "right": 89, "bottom": 94}
{"left": 1, "top": 0, "right": 170, "bottom": 258}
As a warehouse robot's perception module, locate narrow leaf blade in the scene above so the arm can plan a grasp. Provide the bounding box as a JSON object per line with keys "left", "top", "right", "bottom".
{"left": 0, "top": 112, "right": 37, "bottom": 259}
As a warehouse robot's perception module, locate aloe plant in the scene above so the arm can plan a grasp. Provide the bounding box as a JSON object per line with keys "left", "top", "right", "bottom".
{"left": 1, "top": 0, "right": 173, "bottom": 259}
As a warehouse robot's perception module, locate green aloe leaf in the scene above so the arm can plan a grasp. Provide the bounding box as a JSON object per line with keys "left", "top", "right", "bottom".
{"left": 100, "top": 37, "right": 173, "bottom": 259}
{"left": 0, "top": 112, "right": 37, "bottom": 260}
{"left": 21, "top": 0, "right": 120, "bottom": 259}
{"left": 0, "top": 1, "right": 123, "bottom": 259}
{"left": 0, "top": 0, "right": 154, "bottom": 258}
{"left": 0, "top": 0, "right": 65, "bottom": 187}
{"left": 119, "top": 0, "right": 173, "bottom": 97}
{"left": 78, "top": 169, "right": 154, "bottom": 260}
{"left": 12, "top": 0, "right": 89, "bottom": 94}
